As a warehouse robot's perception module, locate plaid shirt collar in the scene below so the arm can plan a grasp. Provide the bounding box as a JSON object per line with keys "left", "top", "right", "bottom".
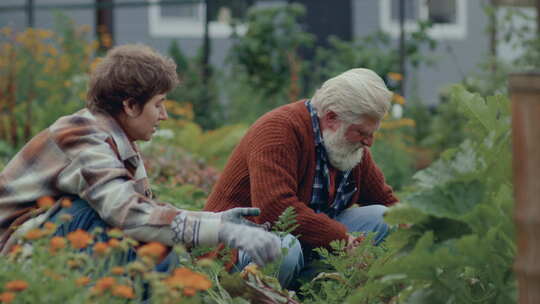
{"left": 92, "top": 110, "right": 140, "bottom": 162}
{"left": 305, "top": 100, "right": 357, "bottom": 218}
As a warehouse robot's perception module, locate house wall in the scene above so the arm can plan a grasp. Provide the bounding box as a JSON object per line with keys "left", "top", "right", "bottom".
{"left": 0, "top": 0, "right": 232, "bottom": 67}
{"left": 353, "top": 0, "right": 490, "bottom": 105}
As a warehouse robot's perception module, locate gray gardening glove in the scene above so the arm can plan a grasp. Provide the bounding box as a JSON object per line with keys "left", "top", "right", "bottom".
{"left": 181, "top": 207, "right": 268, "bottom": 230}
{"left": 170, "top": 211, "right": 281, "bottom": 266}
{"left": 218, "top": 222, "right": 281, "bottom": 266}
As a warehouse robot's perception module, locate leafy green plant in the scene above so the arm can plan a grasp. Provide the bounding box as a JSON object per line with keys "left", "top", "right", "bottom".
{"left": 225, "top": 3, "right": 314, "bottom": 123}
{"left": 168, "top": 41, "right": 224, "bottom": 130}
{"left": 0, "top": 13, "right": 95, "bottom": 149}
{"left": 310, "top": 21, "right": 436, "bottom": 94}
{"left": 350, "top": 86, "right": 515, "bottom": 304}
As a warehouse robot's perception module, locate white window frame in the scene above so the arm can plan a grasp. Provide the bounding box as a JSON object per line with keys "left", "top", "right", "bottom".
{"left": 379, "top": 0, "right": 467, "bottom": 40}
{"left": 148, "top": 0, "right": 247, "bottom": 38}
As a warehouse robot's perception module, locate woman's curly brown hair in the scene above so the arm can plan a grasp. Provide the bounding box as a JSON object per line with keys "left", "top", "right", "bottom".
{"left": 87, "top": 44, "right": 179, "bottom": 116}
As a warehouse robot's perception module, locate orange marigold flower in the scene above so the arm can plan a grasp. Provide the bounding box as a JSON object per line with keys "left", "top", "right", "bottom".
{"left": 9, "top": 244, "right": 22, "bottom": 256}
{"left": 61, "top": 198, "right": 72, "bottom": 208}
{"left": 24, "top": 229, "right": 45, "bottom": 240}
{"left": 75, "top": 276, "right": 91, "bottom": 287}
{"left": 93, "top": 277, "right": 116, "bottom": 293}
{"left": 387, "top": 72, "right": 403, "bottom": 81}
{"left": 165, "top": 267, "right": 212, "bottom": 295}
{"left": 137, "top": 242, "right": 167, "bottom": 261}
{"left": 112, "top": 285, "right": 135, "bottom": 299}
{"left": 111, "top": 267, "right": 125, "bottom": 275}
{"left": 43, "top": 222, "right": 57, "bottom": 232}
{"left": 108, "top": 238, "right": 121, "bottom": 248}
{"left": 5, "top": 280, "right": 28, "bottom": 292}
{"left": 37, "top": 196, "right": 55, "bottom": 209}
{"left": 93, "top": 242, "right": 109, "bottom": 256}
{"left": 0, "top": 292, "right": 15, "bottom": 303}
{"left": 67, "top": 229, "right": 93, "bottom": 249}
{"left": 49, "top": 236, "right": 66, "bottom": 253}
{"left": 183, "top": 287, "right": 197, "bottom": 297}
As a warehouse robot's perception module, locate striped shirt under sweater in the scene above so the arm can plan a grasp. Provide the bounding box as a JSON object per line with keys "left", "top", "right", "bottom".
{"left": 205, "top": 100, "right": 398, "bottom": 248}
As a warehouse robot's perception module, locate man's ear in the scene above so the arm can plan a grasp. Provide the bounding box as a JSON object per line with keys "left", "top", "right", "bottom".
{"left": 122, "top": 99, "right": 140, "bottom": 117}
{"left": 322, "top": 110, "right": 340, "bottom": 131}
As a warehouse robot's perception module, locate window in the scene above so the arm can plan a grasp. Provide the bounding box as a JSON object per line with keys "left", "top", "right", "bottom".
{"left": 379, "top": 0, "right": 467, "bottom": 39}
{"left": 148, "top": 0, "right": 251, "bottom": 38}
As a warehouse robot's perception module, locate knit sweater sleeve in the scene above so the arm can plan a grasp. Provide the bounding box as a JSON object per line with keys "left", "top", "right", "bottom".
{"left": 357, "top": 148, "right": 399, "bottom": 206}
{"left": 246, "top": 120, "right": 348, "bottom": 248}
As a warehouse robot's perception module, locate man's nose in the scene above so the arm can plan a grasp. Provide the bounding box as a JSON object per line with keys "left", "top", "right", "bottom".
{"left": 361, "top": 135, "right": 373, "bottom": 147}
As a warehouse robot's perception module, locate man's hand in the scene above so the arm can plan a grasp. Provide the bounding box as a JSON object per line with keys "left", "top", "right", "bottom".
{"left": 344, "top": 233, "right": 365, "bottom": 254}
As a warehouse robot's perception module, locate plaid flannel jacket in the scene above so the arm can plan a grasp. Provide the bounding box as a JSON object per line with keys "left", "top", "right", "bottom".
{"left": 306, "top": 100, "right": 357, "bottom": 218}
{"left": 0, "top": 108, "right": 180, "bottom": 253}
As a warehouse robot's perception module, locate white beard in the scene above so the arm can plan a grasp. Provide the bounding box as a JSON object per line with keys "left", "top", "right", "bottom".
{"left": 322, "top": 122, "right": 364, "bottom": 171}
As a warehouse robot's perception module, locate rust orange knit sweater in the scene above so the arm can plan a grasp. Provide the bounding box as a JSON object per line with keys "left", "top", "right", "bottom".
{"left": 205, "top": 100, "right": 398, "bottom": 248}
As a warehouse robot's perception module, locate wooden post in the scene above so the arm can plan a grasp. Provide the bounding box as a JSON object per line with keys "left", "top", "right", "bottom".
{"left": 95, "top": 0, "right": 115, "bottom": 53}
{"left": 510, "top": 71, "right": 540, "bottom": 304}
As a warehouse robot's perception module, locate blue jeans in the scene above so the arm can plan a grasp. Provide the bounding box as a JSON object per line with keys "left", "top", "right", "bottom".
{"left": 334, "top": 204, "right": 390, "bottom": 245}
{"left": 48, "top": 198, "right": 177, "bottom": 272}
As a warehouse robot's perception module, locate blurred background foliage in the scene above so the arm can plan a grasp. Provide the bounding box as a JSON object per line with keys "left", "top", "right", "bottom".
{"left": 1, "top": 2, "right": 532, "bottom": 199}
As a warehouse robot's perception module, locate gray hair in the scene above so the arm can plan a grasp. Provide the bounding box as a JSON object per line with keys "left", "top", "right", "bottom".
{"left": 311, "top": 68, "right": 393, "bottom": 122}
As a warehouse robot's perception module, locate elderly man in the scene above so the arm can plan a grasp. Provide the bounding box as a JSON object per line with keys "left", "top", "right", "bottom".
{"left": 0, "top": 44, "right": 281, "bottom": 271}
{"left": 205, "top": 68, "right": 398, "bottom": 279}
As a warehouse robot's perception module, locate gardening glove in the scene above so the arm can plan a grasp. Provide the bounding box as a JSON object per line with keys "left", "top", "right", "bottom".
{"left": 181, "top": 207, "right": 267, "bottom": 229}
{"left": 218, "top": 222, "right": 281, "bottom": 266}
{"left": 170, "top": 212, "right": 281, "bottom": 266}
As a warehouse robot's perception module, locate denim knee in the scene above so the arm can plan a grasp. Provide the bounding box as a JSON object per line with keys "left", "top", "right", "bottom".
{"left": 336, "top": 204, "right": 390, "bottom": 245}
{"left": 278, "top": 234, "right": 304, "bottom": 288}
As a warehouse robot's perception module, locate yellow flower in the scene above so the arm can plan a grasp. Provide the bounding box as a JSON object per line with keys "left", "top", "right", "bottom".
{"left": 392, "top": 93, "right": 406, "bottom": 105}
{"left": 59, "top": 214, "right": 73, "bottom": 223}
{"left": 0, "top": 27, "right": 12, "bottom": 37}
{"left": 112, "top": 285, "right": 135, "bottom": 299}
{"left": 67, "top": 259, "right": 81, "bottom": 269}
{"left": 67, "top": 229, "right": 93, "bottom": 249}
{"left": 5, "top": 280, "right": 28, "bottom": 292}
{"left": 37, "top": 196, "right": 55, "bottom": 209}
{"left": 0, "top": 292, "right": 15, "bottom": 303}
{"left": 24, "top": 229, "right": 45, "bottom": 240}
{"left": 75, "top": 276, "right": 91, "bottom": 287}
{"left": 49, "top": 236, "right": 66, "bottom": 253}
{"left": 79, "top": 25, "right": 91, "bottom": 34}
{"left": 387, "top": 72, "right": 403, "bottom": 81}
{"left": 107, "top": 228, "right": 123, "bottom": 239}
{"left": 36, "top": 29, "right": 53, "bottom": 39}
{"left": 89, "top": 57, "right": 103, "bottom": 73}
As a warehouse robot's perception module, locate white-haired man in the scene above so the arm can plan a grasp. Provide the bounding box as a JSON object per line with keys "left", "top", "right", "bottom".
{"left": 204, "top": 68, "right": 398, "bottom": 286}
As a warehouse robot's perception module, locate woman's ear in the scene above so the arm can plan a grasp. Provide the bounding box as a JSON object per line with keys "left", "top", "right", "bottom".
{"left": 122, "top": 99, "right": 140, "bottom": 117}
